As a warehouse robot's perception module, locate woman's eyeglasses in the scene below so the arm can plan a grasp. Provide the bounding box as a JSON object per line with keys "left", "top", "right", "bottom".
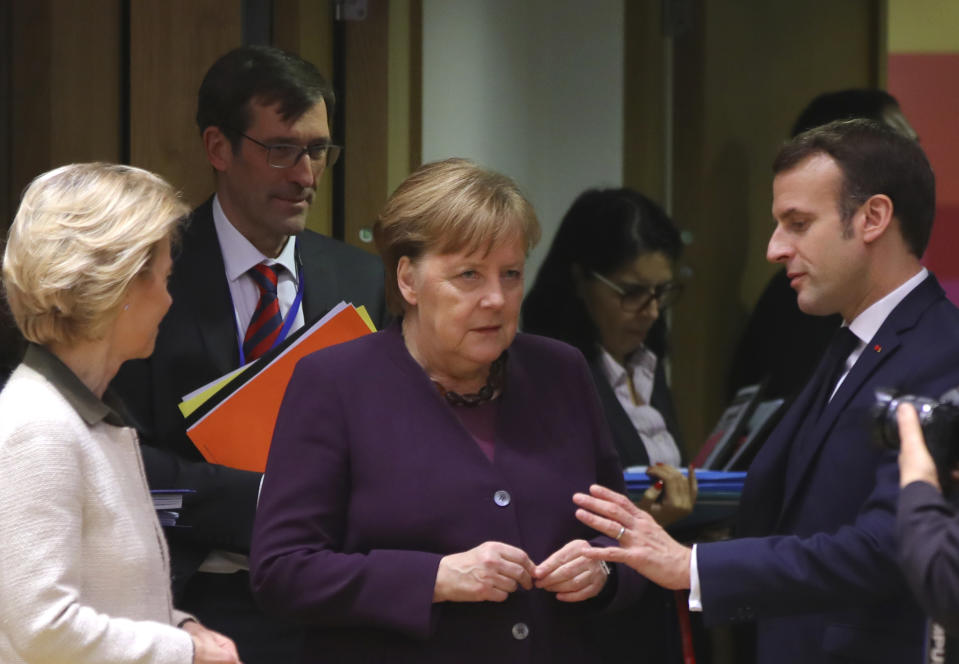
{"left": 590, "top": 271, "right": 683, "bottom": 313}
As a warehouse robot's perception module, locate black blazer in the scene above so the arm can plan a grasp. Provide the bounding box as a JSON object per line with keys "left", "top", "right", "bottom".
{"left": 110, "top": 198, "right": 387, "bottom": 593}
{"left": 898, "top": 480, "right": 959, "bottom": 634}
{"left": 589, "top": 356, "right": 685, "bottom": 468}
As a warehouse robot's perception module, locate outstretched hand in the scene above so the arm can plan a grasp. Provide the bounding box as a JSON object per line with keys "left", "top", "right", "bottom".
{"left": 574, "top": 483, "right": 692, "bottom": 590}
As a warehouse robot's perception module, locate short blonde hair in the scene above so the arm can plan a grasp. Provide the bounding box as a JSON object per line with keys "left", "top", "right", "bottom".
{"left": 374, "top": 158, "right": 541, "bottom": 315}
{"left": 2, "top": 163, "right": 188, "bottom": 345}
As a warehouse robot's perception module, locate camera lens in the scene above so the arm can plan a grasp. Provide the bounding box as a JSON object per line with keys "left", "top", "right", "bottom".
{"left": 873, "top": 386, "right": 959, "bottom": 494}
{"left": 873, "top": 388, "right": 939, "bottom": 449}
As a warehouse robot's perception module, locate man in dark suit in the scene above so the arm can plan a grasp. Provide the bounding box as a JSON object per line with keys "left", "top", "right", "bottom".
{"left": 574, "top": 119, "right": 959, "bottom": 663}
{"left": 727, "top": 89, "right": 918, "bottom": 404}
{"left": 111, "top": 45, "right": 386, "bottom": 664}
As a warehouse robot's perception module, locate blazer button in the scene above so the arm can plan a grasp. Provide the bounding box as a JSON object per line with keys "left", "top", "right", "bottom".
{"left": 494, "top": 490, "right": 511, "bottom": 507}
{"left": 511, "top": 622, "right": 529, "bottom": 640}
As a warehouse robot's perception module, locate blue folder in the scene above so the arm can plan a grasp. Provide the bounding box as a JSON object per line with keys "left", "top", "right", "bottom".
{"left": 624, "top": 467, "right": 746, "bottom": 495}
{"left": 623, "top": 467, "right": 746, "bottom": 530}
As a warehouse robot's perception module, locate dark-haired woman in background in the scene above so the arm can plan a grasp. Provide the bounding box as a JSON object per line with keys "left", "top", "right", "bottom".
{"left": 523, "top": 188, "right": 695, "bottom": 521}
{"left": 523, "top": 187, "right": 700, "bottom": 663}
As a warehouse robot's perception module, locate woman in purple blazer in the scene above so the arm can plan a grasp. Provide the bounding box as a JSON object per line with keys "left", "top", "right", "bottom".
{"left": 250, "top": 158, "right": 645, "bottom": 662}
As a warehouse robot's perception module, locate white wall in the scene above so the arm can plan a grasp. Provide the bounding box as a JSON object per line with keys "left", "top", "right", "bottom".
{"left": 422, "top": 0, "right": 624, "bottom": 286}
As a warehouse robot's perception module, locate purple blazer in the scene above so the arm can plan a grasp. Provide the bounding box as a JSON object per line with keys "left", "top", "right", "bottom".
{"left": 250, "top": 323, "right": 645, "bottom": 663}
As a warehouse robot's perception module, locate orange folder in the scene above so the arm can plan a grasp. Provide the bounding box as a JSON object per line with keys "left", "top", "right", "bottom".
{"left": 186, "top": 305, "right": 373, "bottom": 472}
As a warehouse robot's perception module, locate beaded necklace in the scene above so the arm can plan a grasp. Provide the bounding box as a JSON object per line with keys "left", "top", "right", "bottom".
{"left": 433, "top": 351, "right": 507, "bottom": 407}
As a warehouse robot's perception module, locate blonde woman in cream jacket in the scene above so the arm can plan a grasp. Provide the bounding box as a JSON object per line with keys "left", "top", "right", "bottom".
{"left": 0, "top": 163, "right": 240, "bottom": 664}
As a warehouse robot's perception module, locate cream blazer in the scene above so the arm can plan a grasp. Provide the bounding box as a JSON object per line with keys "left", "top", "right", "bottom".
{"left": 0, "top": 364, "right": 193, "bottom": 663}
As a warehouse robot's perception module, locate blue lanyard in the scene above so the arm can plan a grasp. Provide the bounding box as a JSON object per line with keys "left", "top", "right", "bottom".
{"left": 236, "top": 250, "right": 305, "bottom": 366}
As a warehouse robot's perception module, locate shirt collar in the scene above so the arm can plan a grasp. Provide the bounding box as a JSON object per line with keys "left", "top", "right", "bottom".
{"left": 212, "top": 195, "right": 299, "bottom": 283}
{"left": 597, "top": 345, "right": 656, "bottom": 385}
{"left": 22, "top": 344, "right": 126, "bottom": 427}
{"left": 848, "top": 267, "right": 928, "bottom": 343}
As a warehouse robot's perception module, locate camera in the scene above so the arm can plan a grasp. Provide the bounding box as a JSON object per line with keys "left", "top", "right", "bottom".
{"left": 873, "top": 387, "right": 959, "bottom": 490}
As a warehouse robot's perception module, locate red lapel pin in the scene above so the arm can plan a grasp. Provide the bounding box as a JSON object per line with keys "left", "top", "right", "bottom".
{"left": 873, "top": 344, "right": 882, "bottom": 353}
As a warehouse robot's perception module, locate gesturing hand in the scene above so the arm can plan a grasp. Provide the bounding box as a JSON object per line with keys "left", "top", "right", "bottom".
{"left": 433, "top": 541, "right": 535, "bottom": 603}
{"left": 533, "top": 539, "right": 608, "bottom": 602}
{"left": 574, "top": 483, "right": 692, "bottom": 590}
{"left": 182, "top": 620, "right": 242, "bottom": 664}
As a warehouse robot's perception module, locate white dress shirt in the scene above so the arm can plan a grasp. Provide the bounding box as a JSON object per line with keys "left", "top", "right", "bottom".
{"left": 212, "top": 195, "right": 304, "bottom": 357}
{"left": 598, "top": 346, "right": 682, "bottom": 467}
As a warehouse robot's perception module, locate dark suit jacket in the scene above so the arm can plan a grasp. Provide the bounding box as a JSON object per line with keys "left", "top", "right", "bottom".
{"left": 589, "top": 357, "right": 685, "bottom": 468}
{"left": 898, "top": 480, "right": 959, "bottom": 634}
{"left": 697, "top": 274, "right": 959, "bottom": 663}
{"left": 250, "top": 324, "right": 646, "bottom": 663}
{"left": 110, "top": 198, "right": 387, "bottom": 593}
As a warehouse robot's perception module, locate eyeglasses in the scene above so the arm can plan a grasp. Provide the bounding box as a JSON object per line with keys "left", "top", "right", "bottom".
{"left": 235, "top": 131, "right": 342, "bottom": 170}
{"left": 590, "top": 271, "right": 683, "bottom": 313}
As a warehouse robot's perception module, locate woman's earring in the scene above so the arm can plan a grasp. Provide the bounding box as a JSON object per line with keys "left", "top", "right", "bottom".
{"left": 123, "top": 304, "right": 130, "bottom": 311}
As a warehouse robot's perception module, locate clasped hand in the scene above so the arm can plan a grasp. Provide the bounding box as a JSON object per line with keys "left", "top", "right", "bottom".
{"left": 182, "top": 620, "right": 242, "bottom": 664}
{"left": 433, "top": 539, "right": 608, "bottom": 603}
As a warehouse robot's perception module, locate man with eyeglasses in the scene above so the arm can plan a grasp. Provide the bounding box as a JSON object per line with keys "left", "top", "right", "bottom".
{"left": 111, "top": 45, "right": 386, "bottom": 664}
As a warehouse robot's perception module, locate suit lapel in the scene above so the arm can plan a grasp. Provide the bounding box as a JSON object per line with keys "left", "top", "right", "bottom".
{"left": 737, "top": 364, "right": 818, "bottom": 534}
{"left": 381, "top": 322, "right": 501, "bottom": 465}
{"left": 778, "top": 275, "right": 941, "bottom": 517}
{"left": 588, "top": 361, "right": 650, "bottom": 468}
{"left": 779, "top": 330, "right": 900, "bottom": 512}
{"left": 173, "top": 199, "right": 238, "bottom": 376}
{"left": 297, "top": 232, "right": 337, "bottom": 324}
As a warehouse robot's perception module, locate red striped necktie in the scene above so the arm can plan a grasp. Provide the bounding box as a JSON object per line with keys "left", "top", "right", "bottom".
{"left": 243, "top": 262, "right": 284, "bottom": 361}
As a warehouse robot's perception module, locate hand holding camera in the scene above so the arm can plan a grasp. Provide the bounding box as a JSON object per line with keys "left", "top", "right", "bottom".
{"left": 897, "top": 402, "right": 943, "bottom": 491}
{"left": 874, "top": 387, "right": 959, "bottom": 493}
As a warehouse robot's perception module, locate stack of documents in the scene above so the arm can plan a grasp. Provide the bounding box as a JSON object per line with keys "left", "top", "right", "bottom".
{"left": 179, "top": 302, "right": 376, "bottom": 473}
{"left": 151, "top": 489, "right": 195, "bottom": 527}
